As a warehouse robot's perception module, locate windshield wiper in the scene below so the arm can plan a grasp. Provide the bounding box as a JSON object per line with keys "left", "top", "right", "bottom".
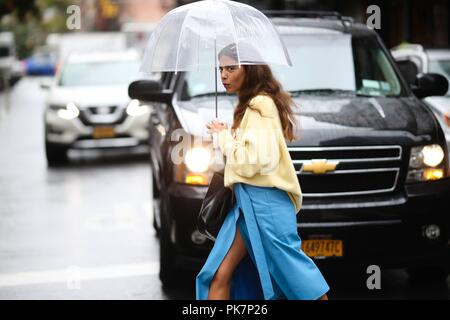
{"left": 190, "top": 92, "right": 229, "bottom": 99}
{"left": 290, "top": 89, "right": 386, "bottom": 98}
{"left": 290, "top": 89, "right": 357, "bottom": 96}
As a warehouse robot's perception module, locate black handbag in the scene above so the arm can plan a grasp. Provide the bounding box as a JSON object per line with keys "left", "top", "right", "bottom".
{"left": 197, "top": 171, "right": 234, "bottom": 241}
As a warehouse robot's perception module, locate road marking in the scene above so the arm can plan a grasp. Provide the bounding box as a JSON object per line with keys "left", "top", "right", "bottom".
{"left": 0, "top": 261, "right": 159, "bottom": 288}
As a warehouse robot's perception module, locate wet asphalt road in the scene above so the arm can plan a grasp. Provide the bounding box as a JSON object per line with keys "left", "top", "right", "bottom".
{"left": 0, "top": 77, "right": 449, "bottom": 300}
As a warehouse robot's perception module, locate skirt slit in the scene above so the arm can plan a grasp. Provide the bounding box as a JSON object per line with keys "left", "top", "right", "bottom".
{"left": 196, "top": 183, "right": 329, "bottom": 300}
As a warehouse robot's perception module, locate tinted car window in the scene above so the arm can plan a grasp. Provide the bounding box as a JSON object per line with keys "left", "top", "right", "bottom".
{"left": 352, "top": 36, "right": 402, "bottom": 96}
{"left": 183, "top": 31, "right": 405, "bottom": 99}
{"left": 0, "top": 46, "right": 10, "bottom": 57}
{"left": 396, "top": 60, "right": 419, "bottom": 85}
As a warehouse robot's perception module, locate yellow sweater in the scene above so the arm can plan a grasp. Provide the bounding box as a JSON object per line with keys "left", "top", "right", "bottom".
{"left": 218, "top": 94, "right": 303, "bottom": 213}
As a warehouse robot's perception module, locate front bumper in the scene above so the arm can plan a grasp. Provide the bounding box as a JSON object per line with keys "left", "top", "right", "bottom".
{"left": 165, "top": 178, "right": 450, "bottom": 273}
{"left": 45, "top": 109, "right": 149, "bottom": 148}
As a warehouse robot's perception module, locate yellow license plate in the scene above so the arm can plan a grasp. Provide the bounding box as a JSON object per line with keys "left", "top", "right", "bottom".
{"left": 302, "top": 239, "right": 343, "bottom": 258}
{"left": 93, "top": 126, "right": 115, "bottom": 139}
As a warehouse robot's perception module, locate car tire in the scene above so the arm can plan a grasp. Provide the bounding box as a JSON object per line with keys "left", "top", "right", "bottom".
{"left": 159, "top": 197, "right": 179, "bottom": 288}
{"left": 407, "top": 265, "right": 450, "bottom": 283}
{"left": 45, "top": 141, "right": 68, "bottom": 166}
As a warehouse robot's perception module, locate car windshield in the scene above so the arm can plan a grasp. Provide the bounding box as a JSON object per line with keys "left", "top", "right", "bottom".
{"left": 184, "top": 31, "right": 404, "bottom": 99}
{"left": 429, "top": 59, "right": 450, "bottom": 95}
{"left": 58, "top": 60, "right": 140, "bottom": 86}
{"left": 0, "top": 46, "right": 10, "bottom": 57}
{"left": 33, "top": 50, "right": 57, "bottom": 63}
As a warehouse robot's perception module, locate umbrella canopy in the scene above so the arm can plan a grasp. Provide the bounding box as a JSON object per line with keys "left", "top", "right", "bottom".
{"left": 139, "top": 0, "right": 291, "bottom": 74}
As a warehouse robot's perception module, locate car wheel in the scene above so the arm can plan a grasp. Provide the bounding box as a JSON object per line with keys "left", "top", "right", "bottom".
{"left": 159, "top": 197, "right": 179, "bottom": 288}
{"left": 407, "top": 265, "right": 450, "bottom": 283}
{"left": 45, "top": 141, "right": 68, "bottom": 166}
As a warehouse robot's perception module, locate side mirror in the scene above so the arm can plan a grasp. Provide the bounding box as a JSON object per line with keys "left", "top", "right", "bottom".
{"left": 412, "top": 73, "right": 449, "bottom": 99}
{"left": 128, "top": 80, "right": 173, "bottom": 104}
{"left": 395, "top": 60, "right": 419, "bottom": 85}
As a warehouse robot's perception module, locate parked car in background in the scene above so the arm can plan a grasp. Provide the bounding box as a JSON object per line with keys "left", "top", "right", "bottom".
{"left": 130, "top": 12, "right": 450, "bottom": 287}
{"left": 42, "top": 49, "right": 155, "bottom": 166}
{"left": 391, "top": 44, "right": 450, "bottom": 149}
{"left": 0, "top": 31, "right": 24, "bottom": 89}
{"left": 47, "top": 32, "right": 128, "bottom": 65}
{"left": 24, "top": 45, "right": 57, "bottom": 76}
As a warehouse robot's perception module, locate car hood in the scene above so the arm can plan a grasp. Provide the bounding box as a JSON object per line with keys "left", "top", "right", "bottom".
{"left": 46, "top": 85, "right": 130, "bottom": 108}
{"left": 176, "top": 95, "right": 438, "bottom": 147}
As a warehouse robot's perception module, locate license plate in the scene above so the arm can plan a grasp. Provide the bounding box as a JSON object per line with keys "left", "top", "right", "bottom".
{"left": 93, "top": 126, "right": 115, "bottom": 139}
{"left": 302, "top": 239, "right": 343, "bottom": 258}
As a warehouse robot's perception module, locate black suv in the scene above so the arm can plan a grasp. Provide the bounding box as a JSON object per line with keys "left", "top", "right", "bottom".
{"left": 129, "top": 12, "right": 450, "bottom": 287}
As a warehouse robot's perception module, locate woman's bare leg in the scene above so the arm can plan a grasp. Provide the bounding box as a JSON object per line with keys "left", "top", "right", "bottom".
{"left": 208, "top": 227, "right": 247, "bottom": 300}
{"left": 318, "top": 294, "right": 329, "bottom": 300}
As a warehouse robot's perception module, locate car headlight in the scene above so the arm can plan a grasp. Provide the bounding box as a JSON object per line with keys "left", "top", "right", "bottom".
{"left": 173, "top": 146, "right": 215, "bottom": 185}
{"left": 422, "top": 145, "right": 445, "bottom": 167}
{"left": 185, "top": 147, "right": 211, "bottom": 173}
{"left": 406, "top": 144, "right": 446, "bottom": 183}
{"left": 126, "top": 99, "right": 151, "bottom": 116}
{"left": 55, "top": 102, "right": 79, "bottom": 120}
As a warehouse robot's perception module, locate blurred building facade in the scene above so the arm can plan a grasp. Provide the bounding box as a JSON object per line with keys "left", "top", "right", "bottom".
{"left": 77, "top": 0, "right": 448, "bottom": 49}
{"left": 79, "top": 0, "right": 176, "bottom": 31}
{"left": 177, "top": 0, "right": 449, "bottom": 49}
{"left": 295, "top": 0, "right": 449, "bottom": 49}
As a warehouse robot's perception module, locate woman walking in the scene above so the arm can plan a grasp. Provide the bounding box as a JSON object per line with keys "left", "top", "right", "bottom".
{"left": 196, "top": 43, "right": 330, "bottom": 300}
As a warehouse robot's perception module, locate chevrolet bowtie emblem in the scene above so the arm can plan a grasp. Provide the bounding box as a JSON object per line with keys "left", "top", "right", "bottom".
{"left": 301, "top": 159, "right": 339, "bottom": 174}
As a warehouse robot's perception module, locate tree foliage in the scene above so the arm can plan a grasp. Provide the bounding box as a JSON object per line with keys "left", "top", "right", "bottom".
{"left": 1, "top": 0, "right": 76, "bottom": 58}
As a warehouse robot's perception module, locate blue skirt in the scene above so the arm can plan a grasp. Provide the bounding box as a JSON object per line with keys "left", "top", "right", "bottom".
{"left": 196, "top": 183, "right": 330, "bottom": 300}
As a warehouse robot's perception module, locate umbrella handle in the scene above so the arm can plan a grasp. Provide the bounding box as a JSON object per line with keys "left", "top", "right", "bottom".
{"left": 214, "top": 39, "right": 218, "bottom": 119}
{"left": 213, "top": 39, "right": 219, "bottom": 149}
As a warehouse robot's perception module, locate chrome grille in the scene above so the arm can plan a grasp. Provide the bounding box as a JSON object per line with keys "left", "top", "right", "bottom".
{"left": 288, "top": 146, "right": 402, "bottom": 197}
{"left": 79, "top": 106, "right": 126, "bottom": 125}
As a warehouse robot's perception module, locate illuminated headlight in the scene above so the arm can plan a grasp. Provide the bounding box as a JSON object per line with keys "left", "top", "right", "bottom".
{"left": 173, "top": 146, "right": 213, "bottom": 185}
{"left": 407, "top": 144, "right": 446, "bottom": 183}
{"left": 56, "top": 102, "right": 79, "bottom": 120}
{"left": 126, "top": 99, "right": 151, "bottom": 116}
{"left": 422, "top": 145, "right": 445, "bottom": 167}
{"left": 185, "top": 147, "right": 211, "bottom": 173}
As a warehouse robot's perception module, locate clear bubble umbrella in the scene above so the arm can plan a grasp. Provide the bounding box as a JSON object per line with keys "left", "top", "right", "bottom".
{"left": 139, "top": 0, "right": 292, "bottom": 118}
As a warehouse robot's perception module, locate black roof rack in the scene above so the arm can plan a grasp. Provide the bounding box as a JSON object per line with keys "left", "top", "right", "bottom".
{"left": 263, "top": 10, "right": 353, "bottom": 32}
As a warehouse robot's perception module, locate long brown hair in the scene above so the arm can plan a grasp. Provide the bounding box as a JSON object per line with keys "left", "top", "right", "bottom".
{"left": 218, "top": 43, "right": 297, "bottom": 141}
